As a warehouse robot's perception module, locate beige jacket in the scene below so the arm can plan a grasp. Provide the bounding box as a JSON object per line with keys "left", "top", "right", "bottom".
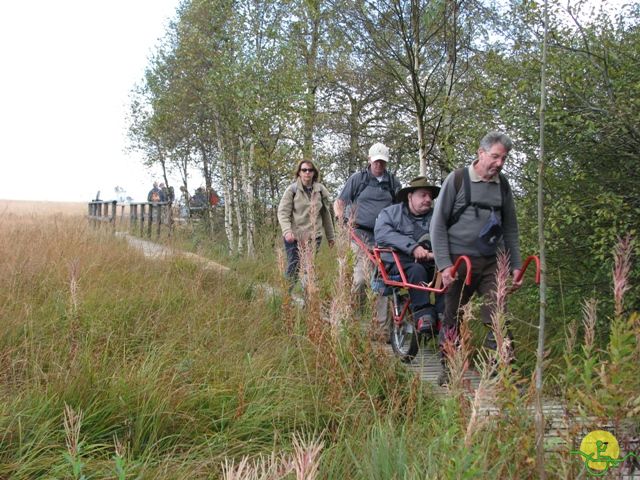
{"left": 277, "top": 178, "right": 335, "bottom": 242}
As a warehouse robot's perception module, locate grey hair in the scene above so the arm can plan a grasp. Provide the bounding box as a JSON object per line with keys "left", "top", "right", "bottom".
{"left": 479, "top": 131, "right": 513, "bottom": 152}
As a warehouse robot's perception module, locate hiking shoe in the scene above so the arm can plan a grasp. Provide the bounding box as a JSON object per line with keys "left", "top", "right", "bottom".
{"left": 416, "top": 314, "right": 437, "bottom": 335}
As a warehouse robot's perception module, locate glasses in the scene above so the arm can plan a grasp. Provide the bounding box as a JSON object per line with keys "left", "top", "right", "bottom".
{"left": 300, "top": 168, "right": 315, "bottom": 173}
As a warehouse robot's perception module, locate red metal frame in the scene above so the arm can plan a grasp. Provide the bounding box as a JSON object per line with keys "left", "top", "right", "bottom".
{"left": 373, "top": 248, "right": 472, "bottom": 293}
{"left": 349, "top": 229, "right": 541, "bottom": 328}
{"left": 350, "top": 228, "right": 471, "bottom": 294}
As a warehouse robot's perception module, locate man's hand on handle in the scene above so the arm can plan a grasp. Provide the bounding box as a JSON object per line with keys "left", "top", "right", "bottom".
{"left": 510, "top": 268, "right": 523, "bottom": 291}
{"left": 284, "top": 232, "right": 296, "bottom": 243}
{"left": 441, "top": 266, "right": 457, "bottom": 287}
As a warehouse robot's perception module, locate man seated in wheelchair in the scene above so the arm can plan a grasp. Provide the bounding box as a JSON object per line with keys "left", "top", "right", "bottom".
{"left": 374, "top": 176, "right": 444, "bottom": 336}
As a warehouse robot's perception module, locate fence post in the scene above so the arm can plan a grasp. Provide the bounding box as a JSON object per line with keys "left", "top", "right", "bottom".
{"left": 140, "top": 204, "right": 146, "bottom": 237}
{"left": 110, "top": 200, "right": 117, "bottom": 232}
{"left": 134, "top": 204, "right": 139, "bottom": 232}
{"left": 147, "top": 204, "right": 153, "bottom": 238}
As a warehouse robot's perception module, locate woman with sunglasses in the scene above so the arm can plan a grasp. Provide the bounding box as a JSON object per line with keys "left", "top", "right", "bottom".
{"left": 277, "top": 160, "right": 335, "bottom": 290}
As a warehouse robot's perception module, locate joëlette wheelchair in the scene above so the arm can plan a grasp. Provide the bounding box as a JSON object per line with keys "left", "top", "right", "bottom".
{"left": 350, "top": 230, "right": 540, "bottom": 362}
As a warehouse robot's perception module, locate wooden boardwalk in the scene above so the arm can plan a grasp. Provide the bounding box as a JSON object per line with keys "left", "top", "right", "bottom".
{"left": 384, "top": 340, "right": 640, "bottom": 477}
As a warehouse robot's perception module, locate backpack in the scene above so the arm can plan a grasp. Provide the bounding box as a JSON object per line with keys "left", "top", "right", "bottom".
{"left": 446, "top": 167, "right": 510, "bottom": 228}
{"left": 150, "top": 190, "right": 160, "bottom": 202}
{"left": 351, "top": 169, "right": 398, "bottom": 204}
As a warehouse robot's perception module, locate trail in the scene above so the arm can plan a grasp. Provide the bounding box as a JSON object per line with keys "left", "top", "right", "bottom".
{"left": 116, "top": 232, "right": 230, "bottom": 273}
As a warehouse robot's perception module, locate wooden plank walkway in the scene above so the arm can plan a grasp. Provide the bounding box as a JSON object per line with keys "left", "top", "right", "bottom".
{"left": 385, "top": 339, "right": 640, "bottom": 477}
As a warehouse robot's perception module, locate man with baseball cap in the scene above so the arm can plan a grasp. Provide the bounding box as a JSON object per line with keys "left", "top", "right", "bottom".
{"left": 334, "top": 142, "right": 401, "bottom": 336}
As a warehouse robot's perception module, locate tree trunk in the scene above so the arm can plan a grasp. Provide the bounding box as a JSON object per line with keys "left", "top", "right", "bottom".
{"left": 301, "top": 2, "right": 321, "bottom": 163}
{"left": 198, "top": 141, "right": 215, "bottom": 235}
{"left": 215, "top": 115, "right": 236, "bottom": 255}
{"left": 535, "top": 0, "right": 549, "bottom": 477}
{"left": 348, "top": 97, "right": 361, "bottom": 174}
{"left": 233, "top": 155, "right": 244, "bottom": 254}
{"left": 244, "top": 140, "right": 256, "bottom": 257}
{"left": 439, "top": 0, "right": 459, "bottom": 174}
{"left": 411, "top": 0, "right": 428, "bottom": 176}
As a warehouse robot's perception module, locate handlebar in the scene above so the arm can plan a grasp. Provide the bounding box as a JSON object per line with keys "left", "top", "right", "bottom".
{"left": 512, "top": 255, "right": 541, "bottom": 285}
{"left": 373, "top": 247, "right": 472, "bottom": 294}
{"left": 349, "top": 228, "right": 378, "bottom": 264}
{"left": 349, "top": 228, "right": 539, "bottom": 295}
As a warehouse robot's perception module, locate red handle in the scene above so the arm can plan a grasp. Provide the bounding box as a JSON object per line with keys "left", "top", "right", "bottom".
{"left": 513, "top": 255, "right": 540, "bottom": 285}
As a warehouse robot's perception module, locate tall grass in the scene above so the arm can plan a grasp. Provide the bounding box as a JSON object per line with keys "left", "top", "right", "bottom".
{"left": 1, "top": 212, "right": 638, "bottom": 478}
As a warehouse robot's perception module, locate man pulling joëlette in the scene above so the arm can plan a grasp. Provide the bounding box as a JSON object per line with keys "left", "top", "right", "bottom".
{"left": 430, "top": 131, "right": 523, "bottom": 385}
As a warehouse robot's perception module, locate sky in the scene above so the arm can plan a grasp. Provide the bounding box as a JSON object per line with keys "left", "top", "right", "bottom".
{"left": 0, "top": 1, "right": 183, "bottom": 203}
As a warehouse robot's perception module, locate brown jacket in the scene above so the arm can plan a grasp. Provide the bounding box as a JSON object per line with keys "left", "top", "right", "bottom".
{"left": 277, "top": 178, "right": 335, "bottom": 242}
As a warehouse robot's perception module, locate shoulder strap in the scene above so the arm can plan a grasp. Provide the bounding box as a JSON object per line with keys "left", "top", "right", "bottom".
{"left": 353, "top": 169, "right": 397, "bottom": 203}
{"left": 447, "top": 168, "right": 510, "bottom": 228}
{"left": 388, "top": 173, "right": 397, "bottom": 202}
{"left": 351, "top": 170, "right": 369, "bottom": 202}
{"left": 290, "top": 182, "right": 298, "bottom": 199}
{"left": 499, "top": 172, "right": 510, "bottom": 200}
{"left": 447, "top": 168, "right": 469, "bottom": 228}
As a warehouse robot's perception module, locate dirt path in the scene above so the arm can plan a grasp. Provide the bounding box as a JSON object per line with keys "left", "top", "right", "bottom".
{"left": 116, "top": 232, "right": 230, "bottom": 273}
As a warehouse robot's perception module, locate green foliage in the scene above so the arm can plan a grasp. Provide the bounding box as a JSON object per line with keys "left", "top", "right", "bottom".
{"left": 564, "top": 313, "right": 640, "bottom": 420}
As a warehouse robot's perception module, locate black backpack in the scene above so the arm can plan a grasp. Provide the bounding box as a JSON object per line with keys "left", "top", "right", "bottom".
{"left": 447, "top": 167, "right": 510, "bottom": 228}
{"left": 351, "top": 169, "right": 398, "bottom": 203}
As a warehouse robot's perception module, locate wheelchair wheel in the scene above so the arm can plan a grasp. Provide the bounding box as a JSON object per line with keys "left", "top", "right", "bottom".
{"left": 390, "top": 318, "right": 418, "bottom": 362}
{"left": 388, "top": 295, "right": 418, "bottom": 362}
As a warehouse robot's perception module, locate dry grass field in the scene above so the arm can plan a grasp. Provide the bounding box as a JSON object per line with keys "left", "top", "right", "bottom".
{"left": 0, "top": 199, "right": 87, "bottom": 217}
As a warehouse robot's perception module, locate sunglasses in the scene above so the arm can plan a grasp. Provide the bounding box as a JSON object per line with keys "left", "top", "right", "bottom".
{"left": 300, "top": 168, "right": 315, "bottom": 173}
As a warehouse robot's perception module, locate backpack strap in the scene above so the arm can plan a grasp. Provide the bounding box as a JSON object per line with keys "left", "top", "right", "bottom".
{"left": 447, "top": 167, "right": 510, "bottom": 228}
{"left": 447, "top": 168, "right": 469, "bottom": 228}
{"left": 352, "top": 169, "right": 397, "bottom": 203}
{"left": 351, "top": 170, "right": 369, "bottom": 203}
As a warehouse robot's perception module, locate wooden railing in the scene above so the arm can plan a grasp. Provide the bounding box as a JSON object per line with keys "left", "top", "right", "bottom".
{"left": 88, "top": 201, "right": 173, "bottom": 238}
{"left": 88, "top": 200, "right": 117, "bottom": 230}
{"left": 126, "top": 202, "right": 173, "bottom": 238}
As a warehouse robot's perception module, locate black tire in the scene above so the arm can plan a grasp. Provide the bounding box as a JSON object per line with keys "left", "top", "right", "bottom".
{"left": 388, "top": 296, "right": 419, "bottom": 362}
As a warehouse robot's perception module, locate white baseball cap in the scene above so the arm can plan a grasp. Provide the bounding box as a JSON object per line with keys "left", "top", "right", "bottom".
{"left": 368, "top": 142, "right": 389, "bottom": 162}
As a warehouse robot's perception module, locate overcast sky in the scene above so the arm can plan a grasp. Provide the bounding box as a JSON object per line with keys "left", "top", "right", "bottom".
{"left": 0, "top": 1, "right": 182, "bottom": 202}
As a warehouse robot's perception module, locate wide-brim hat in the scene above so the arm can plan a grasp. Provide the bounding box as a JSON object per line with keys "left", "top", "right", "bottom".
{"left": 396, "top": 176, "right": 440, "bottom": 203}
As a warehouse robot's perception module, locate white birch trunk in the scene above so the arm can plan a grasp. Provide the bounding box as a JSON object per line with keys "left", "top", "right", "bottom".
{"left": 233, "top": 159, "right": 244, "bottom": 254}
{"left": 223, "top": 159, "right": 236, "bottom": 255}
{"left": 214, "top": 115, "right": 236, "bottom": 255}
{"left": 244, "top": 142, "right": 255, "bottom": 257}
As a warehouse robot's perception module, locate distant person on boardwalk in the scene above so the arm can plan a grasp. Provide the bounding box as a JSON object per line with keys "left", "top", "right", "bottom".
{"left": 374, "top": 176, "right": 444, "bottom": 338}
{"left": 333, "top": 142, "right": 401, "bottom": 333}
{"left": 147, "top": 182, "right": 166, "bottom": 203}
{"left": 209, "top": 189, "right": 220, "bottom": 207}
{"left": 191, "top": 187, "right": 207, "bottom": 208}
{"left": 430, "top": 131, "right": 523, "bottom": 386}
{"left": 277, "top": 160, "right": 335, "bottom": 290}
{"left": 161, "top": 184, "right": 175, "bottom": 203}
